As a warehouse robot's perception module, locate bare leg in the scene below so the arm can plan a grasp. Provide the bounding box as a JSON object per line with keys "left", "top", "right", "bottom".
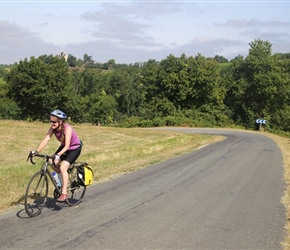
{"left": 50, "top": 159, "right": 61, "bottom": 174}
{"left": 59, "top": 160, "right": 70, "bottom": 195}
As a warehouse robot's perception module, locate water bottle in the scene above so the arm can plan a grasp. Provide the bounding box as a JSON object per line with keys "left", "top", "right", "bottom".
{"left": 58, "top": 173, "right": 62, "bottom": 184}
{"left": 52, "top": 172, "right": 61, "bottom": 187}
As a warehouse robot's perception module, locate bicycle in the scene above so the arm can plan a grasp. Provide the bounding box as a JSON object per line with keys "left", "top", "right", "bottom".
{"left": 24, "top": 151, "right": 87, "bottom": 217}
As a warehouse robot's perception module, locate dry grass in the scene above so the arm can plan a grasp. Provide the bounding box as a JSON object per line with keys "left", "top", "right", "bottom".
{"left": 263, "top": 132, "right": 290, "bottom": 250}
{"left": 2, "top": 121, "right": 290, "bottom": 248}
{"left": 0, "top": 120, "right": 220, "bottom": 213}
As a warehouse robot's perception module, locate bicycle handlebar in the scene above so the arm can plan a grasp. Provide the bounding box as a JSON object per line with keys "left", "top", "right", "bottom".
{"left": 27, "top": 151, "right": 56, "bottom": 165}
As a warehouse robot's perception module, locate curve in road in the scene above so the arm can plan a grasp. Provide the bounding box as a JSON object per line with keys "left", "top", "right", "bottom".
{"left": 0, "top": 128, "right": 286, "bottom": 249}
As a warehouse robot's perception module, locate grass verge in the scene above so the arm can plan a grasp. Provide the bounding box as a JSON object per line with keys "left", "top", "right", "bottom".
{"left": 2, "top": 121, "right": 290, "bottom": 249}
{"left": 263, "top": 132, "right": 290, "bottom": 249}
{"left": 0, "top": 120, "right": 222, "bottom": 213}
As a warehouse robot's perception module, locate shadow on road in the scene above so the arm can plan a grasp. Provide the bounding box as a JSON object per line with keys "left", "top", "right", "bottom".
{"left": 16, "top": 197, "right": 68, "bottom": 218}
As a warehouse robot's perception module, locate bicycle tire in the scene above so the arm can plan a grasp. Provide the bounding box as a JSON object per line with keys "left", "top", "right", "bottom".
{"left": 66, "top": 166, "right": 86, "bottom": 206}
{"left": 24, "top": 171, "right": 48, "bottom": 217}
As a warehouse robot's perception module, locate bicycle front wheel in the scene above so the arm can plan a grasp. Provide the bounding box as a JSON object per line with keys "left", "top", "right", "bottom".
{"left": 24, "top": 171, "right": 48, "bottom": 217}
{"left": 66, "top": 166, "right": 86, "bottom": 206}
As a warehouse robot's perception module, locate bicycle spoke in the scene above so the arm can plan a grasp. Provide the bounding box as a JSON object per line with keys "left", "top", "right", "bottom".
{"left": 24, "top": 156, "right": 88, "bottom": 217}
{"left": 66, "top": 166, "right": 86, "bottom": 206}
{"left": 25, "top": 171, "right": 48, "bottom": 217}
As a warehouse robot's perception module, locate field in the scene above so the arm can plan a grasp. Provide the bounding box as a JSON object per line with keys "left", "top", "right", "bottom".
{"left": 1, "top": 120, "right": 290, "bottom": 249}
{"left": 0, "top": 120, "right": 221, "bottom": 212}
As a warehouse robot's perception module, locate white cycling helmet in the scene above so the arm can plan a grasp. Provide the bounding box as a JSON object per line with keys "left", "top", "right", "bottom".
{"left": 50, "top": 109, "right": 67, "bottom": 120}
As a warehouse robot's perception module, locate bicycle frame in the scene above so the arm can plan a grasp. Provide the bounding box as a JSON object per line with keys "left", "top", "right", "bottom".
{"left": 29, "top": 153, "right": 62, "bottom": 195}
{"left": 44, "top": 163, "right": 62, "bottom": 196}
{"left": 25, "top": 151, "right": 87, "bottom": 217}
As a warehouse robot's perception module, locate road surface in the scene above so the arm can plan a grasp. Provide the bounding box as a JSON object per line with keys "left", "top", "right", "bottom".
{"left": 0, "top": 128, "right": 285, "bottom": 249}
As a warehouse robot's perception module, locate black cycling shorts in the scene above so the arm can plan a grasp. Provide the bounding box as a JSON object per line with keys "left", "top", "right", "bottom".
{"left": 55, "top": 145, "right": 82, "bottom": 165}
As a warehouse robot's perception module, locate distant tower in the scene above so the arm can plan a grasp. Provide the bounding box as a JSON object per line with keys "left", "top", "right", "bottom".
{"left": 59, "top": 52, "right": 68, "bottom": 61}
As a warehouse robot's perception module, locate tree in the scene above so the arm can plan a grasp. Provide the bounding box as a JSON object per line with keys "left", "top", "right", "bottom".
{"left": 0, "top": 78, "right": 20, "bottom": 119}
{"left": 83, "top": 54, "right": 95, "bottom": 68}
{"left": 154, "top": 53, "right": 225, "bottom": 111}
{"left": 83, "top": 54, "right": 93, "bottom": 63}
{"left": 87, "top": 90, "right": 118, "bottom": 125}
{"left": 242, "top": 39, "right": 276, "bottom": 124}
{"left": 225, "top": 39, "right": 290, "bottom": 129}
{"left": 67, "top": 54, "right": 77, "bottom": 67}
{"left": 103, "top": 59, "right": 116, "bottom": 70}
{"left": 140, "top": 59, "right": 160, "bottom": 101}
{"left": 223, "top": 55, "right": 247, "bottom": 123}
{"left": 140, "top": 97, "right": 176, "bottom": 120}
{"left": 109, "top": 67, "right": 144, "bottom": 117}
{"left": 6, "top": 56, "right": 78, "bottom": 121}
{"left": 188, "top": 54, "right": 225, "bottom": 110}
{"left": 214, "top": 55, "right": 229, "bottom": 63}
{"left": 73, "top": 68, "right": 103, "bottom": 97}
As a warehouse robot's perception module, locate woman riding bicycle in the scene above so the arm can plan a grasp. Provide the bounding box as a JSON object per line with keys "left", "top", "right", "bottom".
{"left": 33, "top": 109, "right": 82, "bottom": 202}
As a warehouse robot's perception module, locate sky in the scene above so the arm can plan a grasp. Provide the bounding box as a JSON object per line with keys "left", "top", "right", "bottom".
{"left": 0, "top": 0, "right": 289, "bottom": 65}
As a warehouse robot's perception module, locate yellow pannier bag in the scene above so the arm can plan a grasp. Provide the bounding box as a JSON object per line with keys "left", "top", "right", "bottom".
{"left": 77, "top": 164, "right": 94, "bottom": 186}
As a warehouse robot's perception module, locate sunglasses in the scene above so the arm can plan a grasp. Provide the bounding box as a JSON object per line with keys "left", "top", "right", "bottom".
{"left": 50, "top": 120, "right": 59, "bottom": 124}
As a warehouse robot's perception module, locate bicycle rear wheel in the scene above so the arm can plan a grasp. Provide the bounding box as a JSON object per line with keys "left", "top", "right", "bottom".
{"left": 24, "top": 171, "right": 48, "bottom": 217}
{"left": 66, "top": 166, "right": 86, "bottom": 206}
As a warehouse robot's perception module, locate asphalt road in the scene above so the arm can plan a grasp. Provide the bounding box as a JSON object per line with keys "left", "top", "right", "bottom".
{"left": 0, "top": 128, "right": 286, "bottom": 249}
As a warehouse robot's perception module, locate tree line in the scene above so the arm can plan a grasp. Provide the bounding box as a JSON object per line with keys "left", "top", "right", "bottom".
{"left": 1, "top": 39, "right": 290, "bottom": 132}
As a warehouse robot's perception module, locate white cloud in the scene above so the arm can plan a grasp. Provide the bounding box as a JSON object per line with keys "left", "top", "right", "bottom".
{"left": 0, "top": 1, "right": 289, "bottom": 65}
{"left": 219, "top": 19, "right": 290, "bottom": 28}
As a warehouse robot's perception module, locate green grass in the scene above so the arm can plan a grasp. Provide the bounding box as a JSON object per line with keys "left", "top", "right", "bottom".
{"left": 0, "top": 120, "right": 221, "bottom": 212}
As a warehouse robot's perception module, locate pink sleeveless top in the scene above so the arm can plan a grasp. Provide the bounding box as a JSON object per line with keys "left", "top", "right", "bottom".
{"left": 54, "top": 123, "right": 81, "bottom": 150}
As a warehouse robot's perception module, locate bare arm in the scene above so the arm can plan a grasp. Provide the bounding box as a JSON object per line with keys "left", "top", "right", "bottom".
{"left": 36, "top": 127, "right": 54, "bottom": 152}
